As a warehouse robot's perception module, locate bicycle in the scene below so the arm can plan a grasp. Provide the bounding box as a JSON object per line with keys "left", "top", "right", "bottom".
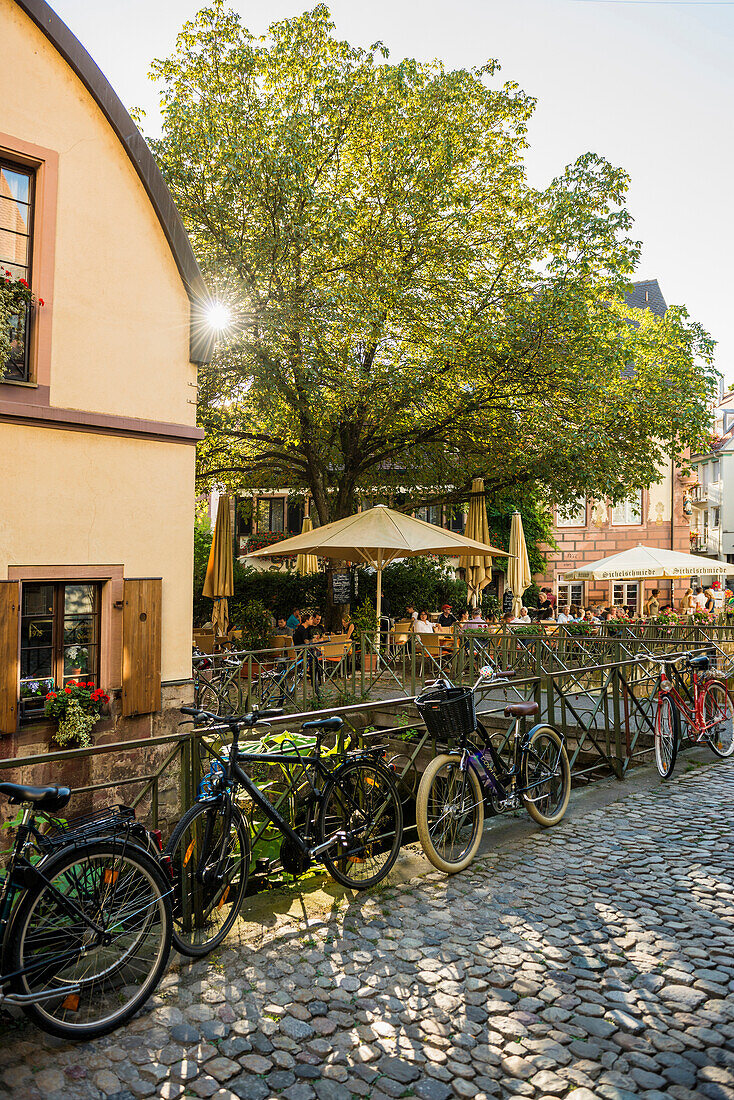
{"left": 414, "top": 667, "right": 571, "bottom": 873}
{"left": 653, "top": 651, "right": 734, "bottom": 779}
{"left": 193, "top": 649, "right": 243, "bottom": 715}
{"left": 0, "top": 783, "right": 172, "bottom": 1039}
{"left": 167, "top": 705, "right": 403, "bottom": 956}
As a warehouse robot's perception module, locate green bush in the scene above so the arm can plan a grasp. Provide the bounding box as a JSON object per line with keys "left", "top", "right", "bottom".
{"left": 356, "top": 558, "right": 468, "bottom": 618}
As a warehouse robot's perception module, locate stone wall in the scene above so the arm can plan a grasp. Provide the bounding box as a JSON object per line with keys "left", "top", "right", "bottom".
{"left": 0, "top": 681, "right": 193, "bottom": 834}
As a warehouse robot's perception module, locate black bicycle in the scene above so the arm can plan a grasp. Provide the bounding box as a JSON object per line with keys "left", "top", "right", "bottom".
{"left": 415, "top": 670, "right": 571, "bottom": 873}
{"left": 0, "top": 784, "right": 172, "bottom": 1039}
{"left": 167, "top": 706, "right": 404, "bottom": 956}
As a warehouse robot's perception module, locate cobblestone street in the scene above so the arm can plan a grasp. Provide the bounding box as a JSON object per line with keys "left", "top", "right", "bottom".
{"left": 2, "top": 758, "right": 733, "bottom": 1100}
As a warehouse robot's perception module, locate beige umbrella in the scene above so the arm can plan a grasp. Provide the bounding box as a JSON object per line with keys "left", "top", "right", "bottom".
{"left": 295, "top": 515, "right": 319, "bottom": 575}
{"left": 202, "top": 495, "right": 234, "bottom": 637}
{"left": 563, "top": 544, "right": 728, "bottom": 581}
{"left": 247, "top": 504, "right": 508, "bottom": 628}
{"left": 464, "top": 478, "right": 493, "bottom": 608}
{"left": 507, "top": 511, "right": 532, "bottom": 617}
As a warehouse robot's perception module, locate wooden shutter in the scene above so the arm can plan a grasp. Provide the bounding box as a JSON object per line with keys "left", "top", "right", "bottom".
{"left": 122, "top": 578, "right": 162, "bottom": 716}
{"left": 0, "top": 581, "right": 20, "bottom": 735}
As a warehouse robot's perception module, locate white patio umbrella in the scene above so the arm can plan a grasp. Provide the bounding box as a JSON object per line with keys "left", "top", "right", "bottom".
{"left": 465, "top": 478, "right": 493, "bottom": 608}
{"left": 247, "top": 504, "right": 508, "bottom": 627}
{"left": 563, "top": 544, "right": 728, "bottom": 581}
{"left": 507, "top": 511, "right": 532, "bottom": 617}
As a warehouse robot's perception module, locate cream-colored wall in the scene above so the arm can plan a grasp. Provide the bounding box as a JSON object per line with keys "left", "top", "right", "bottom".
{"left": 0, "top": 424, "right": 195, "bottom": 682}
{"left": 1, "top": 0, "right": 196, "bottom": 423}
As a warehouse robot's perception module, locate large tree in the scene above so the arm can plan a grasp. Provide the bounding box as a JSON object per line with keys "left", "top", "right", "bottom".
{"left": 149, "top": 3, "right": 716, "bottom": 525}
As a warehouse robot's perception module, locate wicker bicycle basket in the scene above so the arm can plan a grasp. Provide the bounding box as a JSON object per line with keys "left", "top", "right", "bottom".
{"left": 415, "top": 685, "right": 476, "bottom": 741}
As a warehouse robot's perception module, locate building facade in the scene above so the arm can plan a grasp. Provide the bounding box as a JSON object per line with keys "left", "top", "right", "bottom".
{"left": 536, "top": 280, "right": 694, "bottom": 612}
{"left": 689, "top": 388, "right": 734, "bottom": 585}
{"left": 0, "top": 1, "right": 211, "bottom": 778}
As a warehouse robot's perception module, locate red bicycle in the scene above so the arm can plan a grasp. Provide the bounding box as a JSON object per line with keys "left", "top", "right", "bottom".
{"left": 654, "top": 652, "right": 734, "bottom": 778}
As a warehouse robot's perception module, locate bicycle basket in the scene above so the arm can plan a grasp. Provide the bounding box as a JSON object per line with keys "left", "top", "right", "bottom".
{"left": 415, "top": 685, "right": 476, "bottom": 740}
{"left": 40, "top": 804, "right": 137, "bottom": 851}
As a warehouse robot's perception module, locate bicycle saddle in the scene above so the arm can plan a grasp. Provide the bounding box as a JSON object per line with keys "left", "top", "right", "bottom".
{"left": 686, "top": 654, "right": 709, "bottom": 671}
{"left": 504, "top": 702, "right": 539, "bottom": 718}
{"left": 302, "top": 716, "right": 343, "bottom": 731}
{"left": 0, "top": 782, "right": 71, "bottom": 811}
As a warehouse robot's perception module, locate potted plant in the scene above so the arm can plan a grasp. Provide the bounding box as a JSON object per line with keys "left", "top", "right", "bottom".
{"left": 351, "top": 598, "right": 380, "bottom": 669}
{"left": 44, "top": 681, "right": 110, "bottom": 748}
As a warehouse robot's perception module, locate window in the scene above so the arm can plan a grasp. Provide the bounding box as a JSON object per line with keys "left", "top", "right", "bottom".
{"left": 558, "top": 582, "right": 583, "bottom": 610}
{"left": 256, "top": 497, "right": 285, "bottom": 533}
{"left": 701, "top": 464, "right": 709, "bottom": 490}
{"left": 712, "top": 460, "right": 720, "bottom": 483}
{"left": 447, "top": 506, "right": 464, "bottom": 533}
{"left": 712, "top": 507, "right": 721, "bottom": 529}
{"left": 1, "top": 161, "right": 35, "bottom": 382}
{"left": 613, "top": 582, "right": 639, "bottom": 612}
{"left": 417, "top": 505, "right": 442, "bottom": 526}
{"left": 20, "top": 583, "right": 101, "bottom": 719}
{"left": 723, "top": 411, "right": 734, "bottom": 435}
{"left": 612, "top": 492, "right": 642, "bottom": 526}
{"left": 556, "top": 498, "right": 586, "bottom": 528}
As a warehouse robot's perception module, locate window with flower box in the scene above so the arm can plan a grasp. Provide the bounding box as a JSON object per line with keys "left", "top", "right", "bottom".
{"left": 0, "top": 160, "right": 35, "bottom": 382}
{"left": 19, "top": 582, "right": 101, "bottom": 720}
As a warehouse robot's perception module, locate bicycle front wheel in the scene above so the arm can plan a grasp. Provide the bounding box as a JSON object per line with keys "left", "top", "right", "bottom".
{"left": 166, "top": 800, "right": 249, "bottom": 957}
{"left": 521, "top": 726, "right": 571, "bottom": 826}
{"left": 702, "top": 680, "right": 734, "bottom": 758}
{"left": 655, "top": 693, "right": 679, "bottom": 778}
{"left": 416, "top": 754, "right": 484, "bottom": 874}
{"left": 9, "top": 840, "right": 172, "bottom": 1041}
{"left": 318, "top": 759, "right": 403, "bottom": 889}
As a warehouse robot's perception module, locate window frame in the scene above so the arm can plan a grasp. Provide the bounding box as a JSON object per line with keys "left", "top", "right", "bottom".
{"left": 555, "top": 498, "right": 587, "bottom": 529}
{"left": 612, "top": 581, "right": 639, "bottom": 612}
{"left": 0, "top": 158, "right": 36, "bottom": 383}
{"left": 557, "top": 582, "right": 584, "bottom": 610}
{"left": 19, "top": 581, "right": 102, "bottom": 721}
{"left": 611, "top": 492, "right": 643, "bottom": 527}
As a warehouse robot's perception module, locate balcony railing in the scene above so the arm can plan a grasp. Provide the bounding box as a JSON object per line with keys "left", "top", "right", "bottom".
{"left": 692, "top": 481, "right": 722, "bottom": 507}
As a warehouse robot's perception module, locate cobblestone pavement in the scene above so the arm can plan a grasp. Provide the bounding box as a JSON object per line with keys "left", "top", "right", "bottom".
{"left": 2, "top": 758, "right": 734, "bottom": 1100}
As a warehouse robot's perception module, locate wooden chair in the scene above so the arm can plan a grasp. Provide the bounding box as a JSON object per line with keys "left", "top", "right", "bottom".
{"left": 193, "top": 630, "right": 215, "bottom": 655}
{"left": 389, "top": 624, "right": 412, "bottom": 658}
{"left": 321, "top": 636, "right": 352, "bottom": 683}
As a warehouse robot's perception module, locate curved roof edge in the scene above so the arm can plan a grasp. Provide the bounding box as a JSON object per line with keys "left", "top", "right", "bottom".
{"left": 15, "top": 0, "right": 214, "bottom": 365}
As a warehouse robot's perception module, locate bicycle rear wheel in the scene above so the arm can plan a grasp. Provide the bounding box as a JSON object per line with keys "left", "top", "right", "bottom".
{"left": 416, "top": 753, "right": 484, "bottom": 874}
{"left": 166, "top": 800, "right": 249, "bottom": 957}
{"left": 521, "top": 726, "right": 571, "bottom": 826}
{"left": 655, "top": 693, "right": 679, "bottom": 778}
{"left": 702, "top": 680, "right": 734, "bottom": 758}
{"left": 318, "top": 759, "right": 403, "bottom": 888}
{"left": 9, "top": 840, "right": 171, "bottom": 1040}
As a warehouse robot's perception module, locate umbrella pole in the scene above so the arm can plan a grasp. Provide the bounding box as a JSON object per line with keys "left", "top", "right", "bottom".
{"left": 375, "top": 552, "right": 383, "bottom": 653}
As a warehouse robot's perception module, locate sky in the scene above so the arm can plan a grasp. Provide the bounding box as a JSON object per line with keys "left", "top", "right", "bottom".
{"left": 51, "top": 0, "right": 734, "bottom": 380}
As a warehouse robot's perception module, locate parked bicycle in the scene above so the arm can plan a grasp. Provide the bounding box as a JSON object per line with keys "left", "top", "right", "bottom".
{"left": 0, "top": 784, "right": 172, "bottom": 1039}
{"left": 414, "top": 667, "right": 571, "bottom": 873}
{"left": 168, "top": 706, "right": 403, "bottom": 956}
{"left": 653, "top": 652, "right": 734, "bottom": 779}
{"left": 193, "top": 649, "right": 243, "bottom": 715}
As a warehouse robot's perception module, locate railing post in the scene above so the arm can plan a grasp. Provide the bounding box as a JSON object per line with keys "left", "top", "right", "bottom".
{"left": 534, "top": 636, "right": 543, "bottom": 718}
{"left": 410, "top": 634, "right": 417, "bottom": 697}
{"left": 361, "top": 633, "right": 366, "bottom": 697}
{"left": 611, "top": 640, "right": 624, "bottom": 778}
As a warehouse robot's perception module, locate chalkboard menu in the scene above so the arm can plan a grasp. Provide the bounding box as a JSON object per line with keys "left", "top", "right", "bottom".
{"left": 502, "top": 590, "right": 513, "bottom": 615}
{"left": 332, "top": 571, "right": 351, "bottom": 604}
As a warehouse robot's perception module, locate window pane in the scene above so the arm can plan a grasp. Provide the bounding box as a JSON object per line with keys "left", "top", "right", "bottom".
{"left": 556, "top": 498, "right": 586, "bottom": 527}
{"left": 22, "top": 616, "right": 53, "bottom": 647}
{"left": 23, "top": 583, "right": 54, "bottom": 616}
{"left": 0, "top": 165, "right": 31, "bottom": 205}
{"left": 64, "top": 584, "right": 96, "bottom": 616}
{"left": 21, "top": 647, "right": 54, "bottom": 680}
{"left": 270, "top": 498, "right": 285, "bottom": 533}
{"left": 612, "top": 493, "right": 642, "bottom": 525}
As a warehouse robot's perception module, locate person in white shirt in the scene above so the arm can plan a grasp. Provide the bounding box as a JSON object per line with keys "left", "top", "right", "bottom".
{"left": 693, "top": 587, "right": 707, "bottom": 612}
{"left": 511, "top": 607, "right": 531, "bottom": 624}
{"left": 556, "top": 605, "right": 570, "bottom": 624}
{"left": 405, "top": 605, "right": 419, "bottom": 621}
{"left": 411, "top": 610, "right": 434, "bottom": 634}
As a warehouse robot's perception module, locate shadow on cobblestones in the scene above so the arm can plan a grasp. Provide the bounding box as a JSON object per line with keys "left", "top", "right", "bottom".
{"left": 1, "top": 759, "right": 733, "bottom": 1100}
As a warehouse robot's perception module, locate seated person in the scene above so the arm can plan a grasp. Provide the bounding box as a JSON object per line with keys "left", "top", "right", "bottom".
{"left": 437, "top": 603, "right": 457, "bottom": 630}
{"left": 292, "top": 613, "right": 313, "bottom": 647}
{"left": 411, "top": 610, "right": 434, "bottom": 634}
{"left": 511, "top": 607, "right": 531, "bottom": 624}
{"left": 286, "top": 609, "right": 301, "bottom": 630}
{"left": 556, "top": 605, "right": 570, "bottom": 623}
{"left": 275, "top": 616, "right": 293, "bottom": 637}
{"left": 340, "top": 614, "right": 355, "bottom": 640}
{"left": 535, "top": 592, "right": 554, "bottom": 621}
{"left": 308, "top": 612, "right": 327, "bottom": 641}
{"left": 405, "top": 604, "right": 419, "bottom": 621}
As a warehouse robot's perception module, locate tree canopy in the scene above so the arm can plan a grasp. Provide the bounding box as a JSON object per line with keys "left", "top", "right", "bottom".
{"left": 149, "top": 3, "right": 716, "bottom": 525}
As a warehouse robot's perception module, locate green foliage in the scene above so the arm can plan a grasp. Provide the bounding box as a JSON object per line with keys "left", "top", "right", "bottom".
{"left": 349, "top": 597, "right": 378, "bottom": 637}
{"left": 193, "top": 515, "right": 213, "bottom": 625}
{"left": 357, "top": 558, "right": 468, "bottom": 616}
{"left": 487, "top": 498, "right": 556, "bottom": 576}
{"left": 234, "top": 599, "right": 274, "bottom": 651}
{"left": 149, "top": 4, "right": 716, "bottom": 523}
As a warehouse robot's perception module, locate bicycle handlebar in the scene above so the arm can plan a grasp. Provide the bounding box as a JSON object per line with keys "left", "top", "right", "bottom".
{"left": 180, "top": 706, "right": 284, "bottom": 729}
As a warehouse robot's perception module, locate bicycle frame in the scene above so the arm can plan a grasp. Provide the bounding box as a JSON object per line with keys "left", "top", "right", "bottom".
{"left": 465, "top": 717, "right": 565, "bottom": 804}
{"left": 658, "top": 662, "right": 710, "bottom": 739}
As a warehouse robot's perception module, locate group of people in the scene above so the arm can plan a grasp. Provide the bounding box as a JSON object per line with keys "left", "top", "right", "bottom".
{"left": 275, "top": 609, "right": 355, "bottom": 647}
